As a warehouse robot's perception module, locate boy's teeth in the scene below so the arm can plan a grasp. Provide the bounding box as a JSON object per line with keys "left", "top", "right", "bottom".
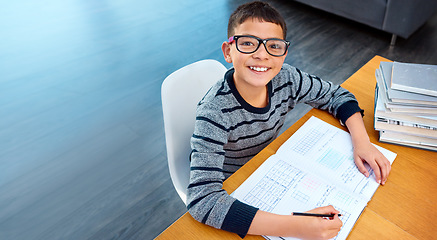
{"left": 250, "top": 66, "right": 268, "bottom": 72}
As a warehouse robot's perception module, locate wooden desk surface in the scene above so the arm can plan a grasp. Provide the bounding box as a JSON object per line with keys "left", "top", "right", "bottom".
{"left": 156, "top": 56, "right": 437, "bottom": 240}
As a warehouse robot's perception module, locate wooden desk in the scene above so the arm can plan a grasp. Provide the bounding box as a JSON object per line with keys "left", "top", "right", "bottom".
{"left": 156, "top": 56, "right": 437, "bottom": 240}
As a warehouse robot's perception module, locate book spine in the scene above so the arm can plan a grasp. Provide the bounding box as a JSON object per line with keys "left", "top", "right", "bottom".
{"left": 375, "top": 117, "right": 437, "bottom": 130}
{"left": 374, "top": 121, "right": 437, "bottom": 139}
{"left": 379, "top": 136, "right": 437, "bottom": 152}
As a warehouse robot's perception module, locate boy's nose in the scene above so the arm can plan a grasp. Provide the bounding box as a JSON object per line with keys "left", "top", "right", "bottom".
{"left": 252, "top": 43, "right": 270, "bottom": 59}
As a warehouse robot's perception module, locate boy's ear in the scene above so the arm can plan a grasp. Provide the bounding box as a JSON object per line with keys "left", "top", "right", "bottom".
{"left": 221, "top": 41, "right": 232, "bottom": 63}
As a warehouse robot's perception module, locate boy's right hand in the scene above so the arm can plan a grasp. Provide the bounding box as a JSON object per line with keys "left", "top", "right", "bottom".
{"left": 248, "top": 205, "right": 342, "bottom": 239}
{"left": 293, "top": 205, "right": 343, "bottom": 240}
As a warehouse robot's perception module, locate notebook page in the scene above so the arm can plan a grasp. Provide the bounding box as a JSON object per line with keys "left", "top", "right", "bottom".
{"left": 232, "top": 154, "right": 367, "bottom": 240}
{"left": 275, "top": 117, "right": 396, "bottom": 200}
{"left": 232, "top": 116, "right": 397, "bottom": 240}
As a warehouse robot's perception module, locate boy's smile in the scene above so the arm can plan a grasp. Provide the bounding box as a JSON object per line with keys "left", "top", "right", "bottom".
{"left": 222, "top": 18, "right": 287, "bottom": 107}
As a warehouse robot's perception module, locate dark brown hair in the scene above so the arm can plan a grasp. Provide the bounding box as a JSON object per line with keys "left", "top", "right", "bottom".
{"left": 227, "top": 1, "right": 287, "bottom": 39}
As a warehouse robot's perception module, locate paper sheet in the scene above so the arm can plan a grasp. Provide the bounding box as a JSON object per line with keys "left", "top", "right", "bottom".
{"left": 232, "top": 117, "right": 397, "bottom": 240}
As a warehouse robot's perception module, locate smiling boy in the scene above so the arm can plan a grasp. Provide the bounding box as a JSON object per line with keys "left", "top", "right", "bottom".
{"left": 187, "top": 1, "right": 391, "bottom": 239}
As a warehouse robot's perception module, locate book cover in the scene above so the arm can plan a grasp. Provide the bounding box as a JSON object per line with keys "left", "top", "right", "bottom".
{"left": 391, "top": 61, "right": 437, "bottom": 97}
{"left": 380, "top": 62, "right": 437, "bottom": 106}
{"left": 375, "top": 69, "right": 437, "bottom": 127}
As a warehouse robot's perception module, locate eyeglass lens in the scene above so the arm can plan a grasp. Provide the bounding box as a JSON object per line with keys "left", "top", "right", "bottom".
{"left": 236, "top": 36, "right": 287, "bottom": 56}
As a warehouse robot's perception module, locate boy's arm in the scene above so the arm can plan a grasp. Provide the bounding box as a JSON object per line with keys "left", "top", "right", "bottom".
{"left": 248, "top": 206, "right": 342, "bottom": 239}
{"left": 188, "top": 102, "right": 259, "bottom": 238}
{"left": 345, "top": 112, "right": 391, "bottom": 185}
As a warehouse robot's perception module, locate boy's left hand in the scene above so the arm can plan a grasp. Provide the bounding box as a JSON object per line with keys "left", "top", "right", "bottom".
{"left": 353, "top": 141, "right": 391, "bottom": 185}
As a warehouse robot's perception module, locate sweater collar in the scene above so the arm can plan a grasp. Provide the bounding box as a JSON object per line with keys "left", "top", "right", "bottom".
{"left": 224, "top": 68, "right": 272, "bottom": 114}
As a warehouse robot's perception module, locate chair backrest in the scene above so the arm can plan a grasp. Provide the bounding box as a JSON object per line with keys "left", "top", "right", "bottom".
{"left": 161, "top": 59, "right": 227, "bottom": 205}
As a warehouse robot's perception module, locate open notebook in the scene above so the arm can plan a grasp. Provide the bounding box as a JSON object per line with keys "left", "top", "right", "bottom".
{"left": 232, "top": 116, "right": 397, "bottom": 240}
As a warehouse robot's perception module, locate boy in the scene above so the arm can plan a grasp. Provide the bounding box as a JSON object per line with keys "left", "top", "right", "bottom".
{"left": 187, "top": 1, "right": 391, "bottom": 239}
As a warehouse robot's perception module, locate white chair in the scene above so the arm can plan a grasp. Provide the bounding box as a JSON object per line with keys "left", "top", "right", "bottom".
{"left": 161, "top": 59, "right": 227, "bottom": 205}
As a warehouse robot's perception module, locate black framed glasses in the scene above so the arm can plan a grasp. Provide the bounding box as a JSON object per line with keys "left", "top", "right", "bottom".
{"left": 228, "top": 35, "right": 290, "bottom": 57}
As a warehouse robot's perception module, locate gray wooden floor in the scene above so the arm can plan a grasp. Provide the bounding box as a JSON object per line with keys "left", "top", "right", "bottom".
{"left": 0, "top": 1, "right": 436, "bottom": 239}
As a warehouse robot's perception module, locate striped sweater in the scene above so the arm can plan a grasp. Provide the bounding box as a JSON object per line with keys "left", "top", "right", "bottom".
{"left": 187, "top": 63, "right": 362, "bottom": 238}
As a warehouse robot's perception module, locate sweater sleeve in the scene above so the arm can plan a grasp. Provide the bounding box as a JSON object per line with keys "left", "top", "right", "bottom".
{"left": 187, "top": 101, "right": 258, "bottom": 238}
{"left": 282, "top": 64, "right": 363, "bottom": 122}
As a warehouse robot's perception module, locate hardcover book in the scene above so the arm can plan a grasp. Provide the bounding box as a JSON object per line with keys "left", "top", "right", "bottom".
{"left": 380, "top": 62, "right": 437, "bottom": 106}
{"left": 390, "top": 61, "right": 437, "bottom": 97}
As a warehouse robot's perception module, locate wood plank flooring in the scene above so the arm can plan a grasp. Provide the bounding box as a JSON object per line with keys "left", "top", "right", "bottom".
{"left": 0, "top": 1, "right": 436, "bottom": 239}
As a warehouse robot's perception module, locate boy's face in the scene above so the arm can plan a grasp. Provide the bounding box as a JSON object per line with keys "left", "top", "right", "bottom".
{"left": 222, "top": 18, "right": 287, "bottom": 90}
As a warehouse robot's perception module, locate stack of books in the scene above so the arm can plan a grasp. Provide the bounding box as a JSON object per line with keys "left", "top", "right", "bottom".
{"left": 374, "top": 61, "right": 437, "bottom": 151}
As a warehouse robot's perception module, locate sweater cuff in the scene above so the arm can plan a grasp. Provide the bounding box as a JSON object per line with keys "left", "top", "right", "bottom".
{"left": 221, "top": 200, "right": 258, "bottom": 238}
{"left": 336, "top": 100, "right": 364, "bottom": 125}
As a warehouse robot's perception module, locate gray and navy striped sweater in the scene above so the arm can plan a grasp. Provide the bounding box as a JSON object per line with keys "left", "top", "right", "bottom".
{"left": 188, "top": 63, "right": 362, "bottom": 238}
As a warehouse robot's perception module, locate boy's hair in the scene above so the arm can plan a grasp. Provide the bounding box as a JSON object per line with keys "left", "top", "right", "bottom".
{"left": 228, "top": 1, "right": 287, "bottom": 39}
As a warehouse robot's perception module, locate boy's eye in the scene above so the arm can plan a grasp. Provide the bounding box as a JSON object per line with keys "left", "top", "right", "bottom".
{"left": 240, "top": 41, "right": 255, "bottom": 46}
{"left": 268, "top": 42, "right": 284, "bottom": 50}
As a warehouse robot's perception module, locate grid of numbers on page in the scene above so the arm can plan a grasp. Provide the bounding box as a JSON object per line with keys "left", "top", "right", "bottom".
{"left": 292, "top": 128, "right": 323, "bottom": 155}
{"left": 242, "top": 160, "right": 303, "bottom": 212}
